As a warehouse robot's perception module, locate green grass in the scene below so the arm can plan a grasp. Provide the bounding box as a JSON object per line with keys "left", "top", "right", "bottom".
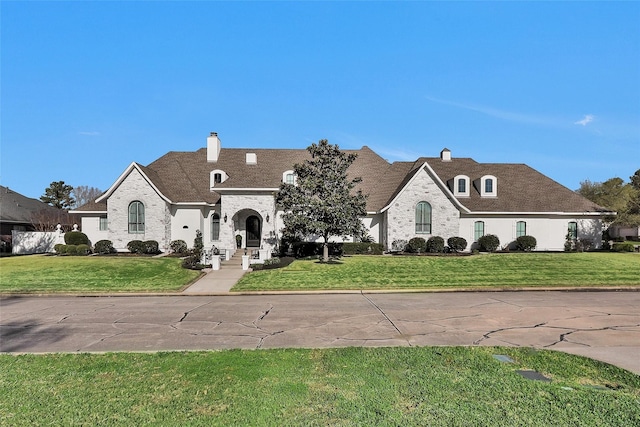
{"left": 1, "top": 347, "right": 638, "bottom": 426}
{"left": 234, "top": 252, "right": 640, "bottom": 291}
{"left": 0, "top": 256, "right": 201, "bottom": 293}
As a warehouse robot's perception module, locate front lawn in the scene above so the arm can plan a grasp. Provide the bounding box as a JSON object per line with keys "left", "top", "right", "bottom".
{"left": 0, "top": 256, "right": 201, "bottom": 293}
{"left": 233, "top": 252, "right": 640, "bottom": 291}
{"left": 1, "top": 347, "right": 638, "bottom": 426}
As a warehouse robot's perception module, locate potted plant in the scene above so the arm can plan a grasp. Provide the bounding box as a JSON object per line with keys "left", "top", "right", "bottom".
{"left": 235, "top": 234, "right": 242, "bottom": 248}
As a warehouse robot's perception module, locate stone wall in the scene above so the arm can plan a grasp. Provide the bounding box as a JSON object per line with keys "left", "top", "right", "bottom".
{"left": 386, "top": 167, "right": 460, "bottom": 248}
{"left": 107, "top": 168, "right": 171, "bottom": 251}
{"left": 220, "top": 193, "right": 277, "bottom": 253}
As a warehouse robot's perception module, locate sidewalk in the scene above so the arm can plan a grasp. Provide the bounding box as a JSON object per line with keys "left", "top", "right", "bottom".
{"left": 182, "top": 259, "right": 248, "bottom": 294}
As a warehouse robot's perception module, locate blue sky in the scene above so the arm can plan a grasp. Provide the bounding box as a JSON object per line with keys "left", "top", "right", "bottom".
{"left": 2, "top": 1, "right": 639, "bottom": 200}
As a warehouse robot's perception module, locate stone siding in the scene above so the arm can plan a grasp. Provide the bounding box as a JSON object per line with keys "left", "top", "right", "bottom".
{"left": 386, "top": 167, "right": 460, "bottom": 248}
{"left": 107, "top": 168, "right": 171, "bottom": 251}
{"left": 220, "top": 193, "right": 277, "bottom": 253}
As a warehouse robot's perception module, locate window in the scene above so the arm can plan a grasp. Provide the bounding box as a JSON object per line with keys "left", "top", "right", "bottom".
{"left": 99, "top": 216, "right": 108, "bottom": 231}
{"left": 283, "top": 170, "right": 296, "bottom": 185}
{"left": 453, "top": 175, "right": 470, "bottom": 197}
{"left": 480, "top": 175, "right": 497, "bottom": 197}
{"left": 128, "top": 201, "right": 145, "bottom": 233}
{"left": 415, "top": 202, "right": 432, "bottom": 234}
{"left": 485, "top": 178, "right": 493, "bottom": 193}
{"left": 211, "top": 213, "right": 220, "bottom": 241}
{"left": 568, "top": 221, "right": 577, "bottom": 240}
{"left": 458, "top": 179, "right": 466, "bottom": 193}
{"left": 213, "top": 173, "right": 222, "bottom": 184}
{"left": 516, "top": 221, "right": 526, "bottom": 238}
{"left": 285, "top": 173, "right": 295, "bottom": 185}
{"left": 474, "top": 221, "right": 485, "bottom": 241}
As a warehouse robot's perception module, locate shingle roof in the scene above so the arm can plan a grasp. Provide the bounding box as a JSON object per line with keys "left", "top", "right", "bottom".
{"left": 424, "top": 157, "right": 607, "bottom": 213}
{"left": 0, "top": 185, "right": 62, "bottom": 222}
{"left": 144, "top": 146, "right": 390, "bottom": 210}
{"left": 76, "top": 143, "right": 607, "bottom": 215}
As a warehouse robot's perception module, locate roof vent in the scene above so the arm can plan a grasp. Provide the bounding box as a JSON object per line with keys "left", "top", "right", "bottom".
{"left": 440, "top": 148, "right": 451, "bottom": 162}
{"left": 246, "top": 153, "right": 257, "bottom": 165}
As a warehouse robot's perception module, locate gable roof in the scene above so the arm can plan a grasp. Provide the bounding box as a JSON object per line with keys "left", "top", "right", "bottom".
{"left": 76, "top": 140, "right": 608, "bottom": 215}
{"left": 425, "top": 157, "right": 608, "bottom": 214}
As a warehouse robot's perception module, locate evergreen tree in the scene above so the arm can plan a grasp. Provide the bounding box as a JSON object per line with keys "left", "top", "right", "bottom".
{"left": 40, "top": 181, "right": 75, "bottom": 209}
{"left": 277, "top": 140, "right": 367, "bottom": 262}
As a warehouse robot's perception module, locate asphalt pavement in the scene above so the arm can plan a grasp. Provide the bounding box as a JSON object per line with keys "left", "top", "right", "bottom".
{"left": 2, "top": 291, "right": 639, "bottom": 374}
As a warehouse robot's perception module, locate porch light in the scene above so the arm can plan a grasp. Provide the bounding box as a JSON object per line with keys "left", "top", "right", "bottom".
{"left": 266, "top": 214, "right": 270, "bottom": 223}
{"left": 224, "top": 213, "right": 228, "bottom": 223}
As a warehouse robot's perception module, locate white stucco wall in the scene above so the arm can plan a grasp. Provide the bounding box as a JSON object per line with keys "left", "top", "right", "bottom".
{"left": 459, "top": 215, "right": 604, "bottom": 251}
{"left": 107, "top": 168, "right": 171, "bottom": 251}
{"left": 80, "top": 213, "right": 109, "bottom": 246}
{"left": 79, "top": 216, "right": 109, "bottom": 246}
{"left": 170, "top": 206, "right": 206, "bottom": 248}
{"left": 385, "top": 168, "right": 460, "bottom": 248}
{"left": 361, "top": 214, "right": 383, "bottom": 243}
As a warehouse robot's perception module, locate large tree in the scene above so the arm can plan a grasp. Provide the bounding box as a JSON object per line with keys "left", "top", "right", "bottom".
{"left": 577, "top": 169, "right": 640, "bottom": 226}
{"left": 276, "top": 139, "right": 367, "bottom": 262}
{"left": 40, "top": 181, "right": 75, "bottom": 209}
{"left": 72, "top": 185, "right": 102, "bottom": 208}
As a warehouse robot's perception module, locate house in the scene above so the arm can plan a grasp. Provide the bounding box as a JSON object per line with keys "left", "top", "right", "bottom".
{"left": 71, "top": 132, "right": 611, "bottom": 254}
{"left": 0, "top": 185, "right": 68, "bottom": 252}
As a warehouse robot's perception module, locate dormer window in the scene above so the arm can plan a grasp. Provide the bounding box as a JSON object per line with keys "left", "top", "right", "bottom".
{"left": 485, "top": 179, "right": 493, "bottom": 193}
{"left": 210, "top": 169, "right": 228, "bottom": 188}
{"left": 453, "top": 175, "right": 470, "bottom": 197}
{"left": 282, "top": 170, "right": 296, "bottom": 185}
{"left": 480, "top": 175, "right": 497, "bottom": 197}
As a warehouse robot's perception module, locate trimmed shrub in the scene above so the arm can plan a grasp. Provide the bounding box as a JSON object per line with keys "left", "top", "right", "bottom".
{"left": 478, "top": 234, "right": 500, "bottom": 252}
{"left": 170, "top": 240, "right": 187, "bottom": 254}
{"left": 426, "top": 236, "right": 445, "bottom": 253}
{"left": 291, "top": 242, "right": 343, "bottom": 258}
{"left": 94, "top": 240, "right": 115, "bottom": 255}
{"left": 76, "top": 244, "right": 91, "bottom": 255}
{"left": 516, "top": 235, "right": 537, "bottom": 251}
{"left": 127, "top": 240, "right": 146, "bottom": 254}
{"left": 390, "top": 239, "right": 408, "bottom": 252}
{"left": 144, "top": 240, "right": 160, "bottom": 254}
{"left": 64, "top": 245, "right": 79, "bottom": 255}
{"left": 182, "top": 250, "right": 203, "bottom": 270}
{"left": 406, "top": 237, "right": 427, "bottom": 253}
{"left": 447, "top": 237, "right": 467, "bottom": 252}
{"left": 342, "top": 242, "right": 384, "bottom": 255}
{"left": 612, "top": 242, "right": 635, "bottom": 252}
{"left": 64, "top": 231, "right": 89, "bottom": 246}
{"left": 54, "top": 244, "right": 65, "bottom": 254}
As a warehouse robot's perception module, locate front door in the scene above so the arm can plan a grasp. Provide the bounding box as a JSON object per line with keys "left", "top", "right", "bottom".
{"left": 246, "top": 215, "right": 261, "bottom": 247}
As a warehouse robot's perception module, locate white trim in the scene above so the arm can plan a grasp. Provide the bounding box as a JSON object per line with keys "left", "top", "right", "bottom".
{"left": 463, "top": 211, "right": 615, "bottom": 216}
{"left": 174, "top": 202, "right": 217, "bottom": 206}
{"left": 213, "top": 188, "right": 280, "bottom": 192}
{"left": 96, "top": 162, "right": 172, "bottom": 204}
{"left": 69, "top": 210, "right": 107, "bottom": 214}
{"left": 380, "top": 162, "right": 471, "bottom": 214}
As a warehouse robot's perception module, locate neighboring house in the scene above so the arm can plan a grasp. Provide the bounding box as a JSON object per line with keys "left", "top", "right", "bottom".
{"left": 71, "top": 132, "right": 612, "bottom": 253}
{"left": 0, "top": 185, "right": 66, "bottom": 251}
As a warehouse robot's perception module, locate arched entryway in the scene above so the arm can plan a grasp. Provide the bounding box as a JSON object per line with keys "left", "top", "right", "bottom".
{"left": 246, "top": 215, "right": 261, "bottom": 247}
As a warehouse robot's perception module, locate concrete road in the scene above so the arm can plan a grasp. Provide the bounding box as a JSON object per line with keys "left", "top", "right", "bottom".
{"left": 1, "top": 291, "right": 639, "bottom": 374}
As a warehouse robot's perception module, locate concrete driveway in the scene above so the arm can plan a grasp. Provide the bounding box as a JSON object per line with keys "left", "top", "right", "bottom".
{"left": 1, "top": 291, "right": 639, "bottom": 374}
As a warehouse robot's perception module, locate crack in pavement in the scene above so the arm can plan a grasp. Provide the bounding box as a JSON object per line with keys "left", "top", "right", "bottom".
{"left": 361, "top": 293, "right": 411, "bottom": 346}
{"left": 473, "top": 322, "right": 549, "bottom": 345}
